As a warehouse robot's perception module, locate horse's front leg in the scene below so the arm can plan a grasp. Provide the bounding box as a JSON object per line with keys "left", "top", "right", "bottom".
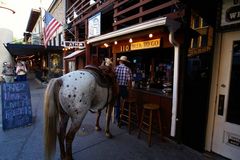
{"left": 95, "top": 110, "right": 102, "bottom": 131}
{"left": 105, "top": 104, "right": 114, "bottom": 138}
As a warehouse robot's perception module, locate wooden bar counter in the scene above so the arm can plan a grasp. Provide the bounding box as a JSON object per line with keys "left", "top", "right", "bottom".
{"left": 130, "top": 88, "right": 172, "bottom": 137}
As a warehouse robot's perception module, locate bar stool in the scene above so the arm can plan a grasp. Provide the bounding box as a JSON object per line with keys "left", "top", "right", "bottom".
{"left": 138, "top": 103, "right": 162, "bottom": 147}
{"left": 119, "top": 96, "right": 139, "bottom": 134}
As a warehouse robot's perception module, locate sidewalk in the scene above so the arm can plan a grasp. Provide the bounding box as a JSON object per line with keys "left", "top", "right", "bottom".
{"left": 0, "top": 78, "right": 227, "bottom": 160}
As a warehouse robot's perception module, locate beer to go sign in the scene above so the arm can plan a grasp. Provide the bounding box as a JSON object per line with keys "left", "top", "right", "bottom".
{"left": 131, "top": 39, "right": 160, "bottom": 50}
{"left": 114, "top": 38, "right": 160, "bottom": 53}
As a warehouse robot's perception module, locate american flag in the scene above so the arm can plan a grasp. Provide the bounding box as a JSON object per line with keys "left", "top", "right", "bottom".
{"left": 43, "top": 11, "right": 61, "bottom": 47}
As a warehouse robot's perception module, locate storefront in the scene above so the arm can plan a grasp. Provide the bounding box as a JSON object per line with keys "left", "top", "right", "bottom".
{"left": 64, "top": 50, "right": 85, "bottom": 73}
{"left": 62, "top": 41, "right": 86, "bottom": 73}
{"left": 87, "top": 17, "right": 181, "bottom": 138}
{"left": 4, "top": 43, "right": 63, "bottom": 82}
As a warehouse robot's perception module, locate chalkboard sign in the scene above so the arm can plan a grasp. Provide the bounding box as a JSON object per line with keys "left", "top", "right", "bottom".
{"left": 1, "top": 81, "right": 32, "bottom": 130}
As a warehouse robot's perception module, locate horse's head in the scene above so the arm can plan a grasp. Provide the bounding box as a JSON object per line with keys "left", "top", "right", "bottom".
{"left": 104, "top": 58, "right": 113, "bottom": 67}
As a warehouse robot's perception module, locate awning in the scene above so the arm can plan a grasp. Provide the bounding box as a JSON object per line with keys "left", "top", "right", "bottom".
{"left": 4, "top": 43, "right": 63, "bottom": 56}
{"left": 64, "top": 50, "right": 85, "bottom": 59}
{"left": 87, "top": 17, "right": 180, "bottom": 44}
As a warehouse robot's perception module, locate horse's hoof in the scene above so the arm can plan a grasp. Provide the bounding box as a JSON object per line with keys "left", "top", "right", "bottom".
{"left": 95, "top": 126, "right": 102, "bottom": 131}
{"left": 105, "top": 132, "right": 113, "bottom": 138}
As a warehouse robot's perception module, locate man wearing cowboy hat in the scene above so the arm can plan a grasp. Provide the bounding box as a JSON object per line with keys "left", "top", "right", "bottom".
{"left": 114, "top": 56, "right": 132, "bottom": 124}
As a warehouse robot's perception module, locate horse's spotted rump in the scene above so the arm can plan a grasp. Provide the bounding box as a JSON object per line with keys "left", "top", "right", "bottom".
{"left": 44, "top": 58, "right": 116, "bottom": 160}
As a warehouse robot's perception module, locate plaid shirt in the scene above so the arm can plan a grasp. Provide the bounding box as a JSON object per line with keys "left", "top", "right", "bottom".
{"left": 115, "top": 64, "right": 132, "bottom": 86}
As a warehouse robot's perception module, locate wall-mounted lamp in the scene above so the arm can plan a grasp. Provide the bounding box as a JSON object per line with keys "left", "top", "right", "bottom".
{"left": 129, "top": 38, "right": 133, "bottom": 43}
{"left": 104, "top": 43, "right": 109, "bottom": 47}
{"left": 114, "top": 41, "right": 118, "bottom": 45}
{"left": 149, "top": 33, "right": 153, "bottom": 38}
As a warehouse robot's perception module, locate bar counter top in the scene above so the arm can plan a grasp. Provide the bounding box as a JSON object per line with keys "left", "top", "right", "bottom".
{"left": 132, "top": 87, "right": 172, "bottom": 99}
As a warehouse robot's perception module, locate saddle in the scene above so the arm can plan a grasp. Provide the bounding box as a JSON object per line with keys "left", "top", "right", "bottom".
{"left": 84, "top": 64, "right": 115, "bottom": 88}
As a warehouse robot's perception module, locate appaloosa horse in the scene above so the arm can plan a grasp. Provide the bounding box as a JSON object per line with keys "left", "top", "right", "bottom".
{"left": 44, "top": 58, "right": 117, "bottom": 160}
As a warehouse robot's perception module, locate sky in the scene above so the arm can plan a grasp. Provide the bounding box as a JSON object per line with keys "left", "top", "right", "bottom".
{"left": 0, "top": 0, "right": 52, "bottom": 40}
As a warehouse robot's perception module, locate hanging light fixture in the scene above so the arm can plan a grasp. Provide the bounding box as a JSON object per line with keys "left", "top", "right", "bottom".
{"left": 67, "top": 17, "right": 71, "bottom": 24}
{"left": 73, "top": 11, "right": 78, "bottom": 19}
{"left": 114, "top": 41, "right": 118, "bottom": 45}
{"left": 149, "top": 33, "right": 153, "bottom": 38}
{"left": 129, "top": 38, "right": 133, "bottom": 43}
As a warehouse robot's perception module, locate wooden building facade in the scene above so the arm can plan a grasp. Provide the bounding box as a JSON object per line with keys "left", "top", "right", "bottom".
{"left": 63, "top": 0, "right": 240, "bottom": 160}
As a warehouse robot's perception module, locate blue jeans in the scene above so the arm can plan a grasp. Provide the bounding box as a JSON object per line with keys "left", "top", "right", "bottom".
{"left": 17, "top": 75, "right": 27, "bottom": 81}
{"left": 114, "top": 85, "right": 128, "bottom": 122}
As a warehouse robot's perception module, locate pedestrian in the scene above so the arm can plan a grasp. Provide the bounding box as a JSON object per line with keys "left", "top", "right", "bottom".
{"left": 2, "top": 62, "right": 15, "bottom": 83}
{"left": 16, "top": 61, "right": 27, "bottom": 81}
{"left": 114, "top": 55, "right": 132, "bottom": 125}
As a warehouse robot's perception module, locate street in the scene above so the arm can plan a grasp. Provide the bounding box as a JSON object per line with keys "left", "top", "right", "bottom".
{"left": 0, "top": 77, "right": 227, "bottom": 160}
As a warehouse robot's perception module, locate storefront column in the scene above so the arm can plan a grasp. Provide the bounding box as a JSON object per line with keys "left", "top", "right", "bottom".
{"left": 168, "top": 26, "right": 180, "bottom": 137}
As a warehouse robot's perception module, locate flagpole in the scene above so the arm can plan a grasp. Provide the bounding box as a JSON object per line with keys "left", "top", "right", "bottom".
{"left": 64, "top": 26, "right": 77, "bottom": 41}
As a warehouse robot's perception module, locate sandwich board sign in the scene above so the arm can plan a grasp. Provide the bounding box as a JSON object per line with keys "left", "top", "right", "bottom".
{"left": 1, "top": 81, "right": 32, "bottom": 130}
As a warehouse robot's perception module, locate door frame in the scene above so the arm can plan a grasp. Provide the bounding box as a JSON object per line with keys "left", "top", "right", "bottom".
{"left": 205, "top": 31, "right": 240, "bottom": 156}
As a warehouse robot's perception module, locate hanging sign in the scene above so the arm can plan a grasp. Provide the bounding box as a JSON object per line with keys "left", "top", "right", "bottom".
{"left": 62, "top": 41, "right": 85, "bottom": 49}
{"left": 88, "top": 12, "right": 101, "bottom": 38}
{"left": 221, "top": 0, "right": 240, "bottom": 26}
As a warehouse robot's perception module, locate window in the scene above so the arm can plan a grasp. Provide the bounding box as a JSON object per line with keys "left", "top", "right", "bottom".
{"left": 53, "top": 37, "right": 56, "bottom": 46}
{"left": 58, "top": 33, "right": 62, "bottom": 46}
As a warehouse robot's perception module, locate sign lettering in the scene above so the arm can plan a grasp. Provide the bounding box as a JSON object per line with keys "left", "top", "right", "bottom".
{"left": 221, "top": 0, "right": 240, "bottom": 26}
{"left": 131, "top": 39, "right": 160, "bottom": 50}
{"left": 228, "top": 134, "right": 240, "bottom": 147}
{"left": 226, "top": 5, "right": 240, "bottom": 22}
{"left": 120, "top": 45, "right": 130, "bottom": 52}
{"left": 1, "top": 81, "right": 32, "bottom": 130}
{"left": 62, "top": 41, "right": 85, "bottom": 49}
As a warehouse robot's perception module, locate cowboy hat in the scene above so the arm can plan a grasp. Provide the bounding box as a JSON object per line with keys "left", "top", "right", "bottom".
{"left": 117, "top": 56, "right": 130, "bottom": 63}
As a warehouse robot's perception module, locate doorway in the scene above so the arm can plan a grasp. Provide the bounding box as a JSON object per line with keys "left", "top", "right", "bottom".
{"left": 182, "top": 53, "right": 212, "bottom": 151}
{"left": 212, "top": 31, "right": 240, "bottom": 160}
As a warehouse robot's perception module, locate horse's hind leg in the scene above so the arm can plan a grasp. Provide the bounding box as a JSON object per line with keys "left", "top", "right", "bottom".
{"left": 65, "top": 111, "right": 88, "bottom": 160}
{"left": 105, "top": 104, "right": 114, "bottom": 138}
{"left": 95, "top": 110, "right": 102, "bottom": 131}
{"left": 58, "top": 110, "right": 69, "bottom": 160}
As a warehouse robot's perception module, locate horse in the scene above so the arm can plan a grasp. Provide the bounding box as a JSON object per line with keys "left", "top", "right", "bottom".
{"left": 44, "top": 58, "right": 117, "bottom": 160}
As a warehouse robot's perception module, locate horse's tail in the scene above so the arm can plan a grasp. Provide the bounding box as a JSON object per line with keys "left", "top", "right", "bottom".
{"left": 44, "top": 78, "right": 62, "bottom": 160}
